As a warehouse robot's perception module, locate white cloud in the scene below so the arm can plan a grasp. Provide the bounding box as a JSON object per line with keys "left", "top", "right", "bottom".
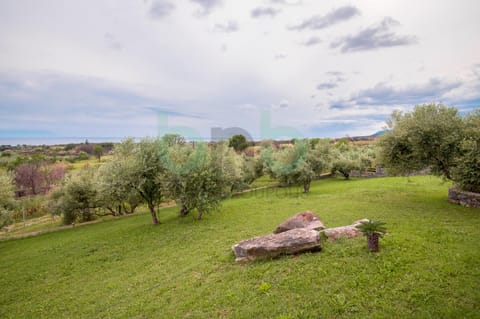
{"left": 0, "top": 1, "right": 478, "bottom": 140}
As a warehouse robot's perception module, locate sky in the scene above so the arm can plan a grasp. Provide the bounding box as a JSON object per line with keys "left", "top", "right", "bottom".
{"left": 0, "top": 0, "right": 479, "bottom": 142}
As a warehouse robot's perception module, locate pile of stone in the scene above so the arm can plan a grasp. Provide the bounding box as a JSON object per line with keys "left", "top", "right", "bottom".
{"left": 231, "top": 211, "right": 368, "bottom": 262}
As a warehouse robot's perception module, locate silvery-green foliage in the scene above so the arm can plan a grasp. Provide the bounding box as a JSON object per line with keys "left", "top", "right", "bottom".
{"left": 0, "top": 171, "right": 15, "bottom": 227}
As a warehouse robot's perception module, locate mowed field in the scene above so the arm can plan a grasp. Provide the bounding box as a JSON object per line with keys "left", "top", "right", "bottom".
{"left": 1, "top": 176, "right": 479, "bottom": 318}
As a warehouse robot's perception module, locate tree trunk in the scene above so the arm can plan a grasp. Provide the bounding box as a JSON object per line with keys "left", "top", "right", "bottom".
{"left": 179, "top": 204, "right": 190, "bottom": 217}
{"left": 303, "top": 180, "right": 310, "bottom": 193}
{"left": 148, "top": 203, "right": 160, "bottom": 224}
{"left": 366, "top": 234, "right": 380, "bottom": 252}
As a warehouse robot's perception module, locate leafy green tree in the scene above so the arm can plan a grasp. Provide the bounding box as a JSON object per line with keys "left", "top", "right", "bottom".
{"left": 76, "top": 151, "right": 90, "bottom": 161}
{"left": 126, "top": 138, "right": 167, "bottom": 224}
{"left": 212, "top": 142, "right": 245, "bottom": 193}
{"left": 50, "top": 168, "right": 101, "bottom": 224}
{"left": 0, "top": 171, "right": 15, "bottom": 228}
{"left": 262, "top": 139, "right": 331, "bottom": 192}
{"left": 378, "top": 104, "right": 463, "bottom": 179}
{"left": 331, "top": 157, "right": 359, "bottom": 180}
{"left": 378, "top": 104, "right": 480, "bottom": 193}
{"left": 228, "top": 134, "right": 248, "bottom": 152}
{"left": 162, "top": 133, "right": 186, "bottom": 147}
{"left": 330, "top": 143, "right": 375, "bottom": 180}
{"left": 163, "top": 142, "right": 226, "bottom": 219}
{"left": 97, "top": 149, "right": 142, "bottom": 215}
{"left": 451, "top": 110, "right": 480, "bottom": 192}
{"left": 93, "top": 145, "right": 104, "bottom": 162}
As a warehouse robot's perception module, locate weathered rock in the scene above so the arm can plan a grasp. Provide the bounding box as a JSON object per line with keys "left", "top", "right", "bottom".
{"left": 232, "top": 228, "right": 321, "bottom": 263}
{"left": 274, "top": 211, "right": 326, "bottom": 234}
{"left": 448, "top": 187, "right": 480, "bottom": 208}
{"left": 321, "top": 219, "right": 369, "bottom": 242}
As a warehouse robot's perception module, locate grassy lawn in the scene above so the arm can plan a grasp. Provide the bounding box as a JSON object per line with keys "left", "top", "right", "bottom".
{"left": 0, "top": 176, "right": 479, "bottom": 318}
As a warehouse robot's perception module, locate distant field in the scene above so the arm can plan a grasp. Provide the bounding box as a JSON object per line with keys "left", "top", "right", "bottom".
{"left": 66, "top": 155, "right": 113, "bottom": 171}
{"left": 1, "top": 176, "right": 479, "bottom": 318}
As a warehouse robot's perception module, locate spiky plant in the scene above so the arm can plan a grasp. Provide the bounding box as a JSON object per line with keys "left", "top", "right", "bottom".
{"left": 355, "top": 220, "right": 387, "bottom": 252}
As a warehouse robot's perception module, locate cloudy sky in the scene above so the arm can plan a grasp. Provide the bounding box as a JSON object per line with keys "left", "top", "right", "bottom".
{"left": 0, "top": 0, "right": 479, "bottom": 141}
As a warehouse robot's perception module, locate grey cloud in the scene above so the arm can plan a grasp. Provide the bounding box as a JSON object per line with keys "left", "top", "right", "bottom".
{"left": 328, "top": 78, "right": 462, "bottom": 110}
{"left": 289, "top": 6, "right": 360, "bottom": 31}
{"left": 148, "top": 0, "right": 175, "bottom": 20}
{"left": 270, "top": 0, "right": 302, "bottom": 5}
{"left": 473, "top": 64, "right": 480, "bottom": 79}
{"left": 331, "top": 17, "right": 417, "bottom": 53}
{"left": 279, "top": 100, "right": 289, "bottom": 108}
{"left": 316, "top": 72, "right": 346, "bottom": 90}
{"left": 326, "top": 71, "right": 343, "bottom": 77}
{"left": 214, "top": 20, "right": 239, "bottom": 33}
{"left": 316, "top": 82, "right": 337, "bottom": 90}
{"left": 104, "top": 33, "right": 123, "bottom": 51}
{"left": 302, "top": 36, "right": 322, "bottom": 46}
{"left": 329, "top": 103, "right": 351, "bottom": 110}
{"left": 190, "top": 0, "right": 222, "bottom": 15}
{"left": 251, "top": 7, "right": 281, "bottom": 18}
{"left": 354, "top": 78, "right": 460, "bottom": 105}
{"left": 275, "top": 53, "right": 287, "bottom": 59}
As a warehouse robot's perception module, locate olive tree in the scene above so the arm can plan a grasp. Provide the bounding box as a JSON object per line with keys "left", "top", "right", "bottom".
{"left": 163, "top": 141, "right": 241, "bottom": 219}
{"left": 378, "top": 104, "right": 480, "bottom": 193}
{"left": 331, "top": 143, "right": 375, "bottom": 179}
{"left": 262, "top": 139, "right": 331, "bottom": 192}
{"left": 228, "top": 134, "right": 248, "bottom": 152}
{"left": 93, "top": 145, "right": 104, "bottom": 162}
{"left": 0, "top": 171, "right": 15, "bottom": 228}
{"left": 97, "top": 155, "right": 142, "bottom": 216}
{"left": 378, "top": 104, "right": 463, "bottom": 179}
{"left": 164, "top": 143, "right": 229, "bottom": 219}
{"left": 50, "top": 167, "right": 101, "bottom": 224}
{"left": 451, "top": 110, "right": 480, "bottom": 192}
{"left": 125, "top": 138, "right": 167, "bottom": 224}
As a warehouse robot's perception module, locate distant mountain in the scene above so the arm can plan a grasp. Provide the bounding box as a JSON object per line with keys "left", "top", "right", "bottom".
{"left": 370, "top": 129, "right": 391, "bottom": 137}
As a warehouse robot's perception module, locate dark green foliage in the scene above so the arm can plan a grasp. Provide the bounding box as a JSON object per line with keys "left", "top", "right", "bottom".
{"left": 161, "top": 133, "right": 186, "bottom": 146}
{"left": 355, "top": 220, "right": 387, "bottom": 237}
{"left": 378, "top": 104, "right": 480, "bottom": 193}
{"left": 163, "top": 142, "right": 240, "bottom": 219}
{"left": 228, "top": 134, "right": 248, "bottom": 152}
{"left": 0, "top": 172, "right": 15, "bottom": 228}
{"left": 451, "top": 110, "right": 480, "bottom": 192}
{"left": 356, "top": 220, "right": 387, "bottom": 252}
{"left": 50, "top": 168, "right": 100, "bottom": 224}
{"left": 378, "top": 104, "right": 463, "bottom": 178}
{"left": 93, "top": 145, "right": 103, "bottom": 162}
{"left": 330, "top": 141, "right": 375, "bottom": 179}
{"left": 128, "top": 138, "right": 167, "bottom": 224}
{"left": 261, "top": 139, "right": 332, "bottom": 192}
{"left": 76, "top": 151, "right": 90, "bottom": 161}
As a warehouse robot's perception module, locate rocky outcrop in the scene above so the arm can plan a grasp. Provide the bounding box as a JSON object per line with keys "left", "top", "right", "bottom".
{"left": 448, "top": 187, "right": 480, "bottom": 208}
{"left": 321, "top": 219, "right": 369, "bottom": 242}
{"left": 231, "top": 228, "right": 321, "bottom": 263}
{"left": 274, "top": 211, "right": 325, "bottom": 234}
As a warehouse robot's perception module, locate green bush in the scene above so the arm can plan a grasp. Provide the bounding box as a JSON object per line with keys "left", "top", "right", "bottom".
{"left": 379, "top": 105, "right": 480, "bottom": 193}
{"left": 50, "top": 168, "right": 100, "bottom": 224}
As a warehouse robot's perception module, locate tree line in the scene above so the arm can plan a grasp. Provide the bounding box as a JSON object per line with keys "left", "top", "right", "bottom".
{"left": 1, "top": 103, "right": 477, "bottom": 228}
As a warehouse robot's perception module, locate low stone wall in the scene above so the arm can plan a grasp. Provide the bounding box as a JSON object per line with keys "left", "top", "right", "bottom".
{"left": 448, "top": 187, "right": 480, "bottom": 208}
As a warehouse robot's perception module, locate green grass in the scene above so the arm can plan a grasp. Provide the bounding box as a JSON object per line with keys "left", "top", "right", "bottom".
{"left": 66, "top": 155, "right": 113, "bottom": 171}
{"left": 250, "top": 174, "right": 278, "bottom": 188}
{"left": 1, "top": 176, "right": 479, "bottom": 318}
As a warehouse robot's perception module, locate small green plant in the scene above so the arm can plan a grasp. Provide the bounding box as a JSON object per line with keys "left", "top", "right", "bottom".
{"left": 257, "top": 282, "right": 272, "bottom": 294}
{"left": 356, "top": 220, "right": 387, "bottom": 252}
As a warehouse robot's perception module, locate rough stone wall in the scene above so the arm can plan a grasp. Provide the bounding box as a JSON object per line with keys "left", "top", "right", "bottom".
{"left": 448, "top": 187, "right": 480, "bottom": 208}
